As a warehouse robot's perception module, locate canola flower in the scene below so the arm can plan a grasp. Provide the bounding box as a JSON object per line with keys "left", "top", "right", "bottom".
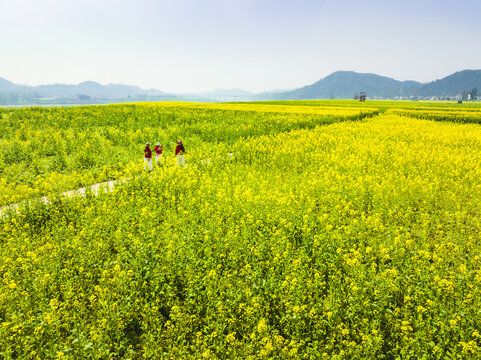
{"left": 1, "top": 101, "right": 481, "bottom": 358}
{"left": 0, "top": 102, "right": 377, "bottom": 206}
{"left": 391, "top": 108, "right": 481, "bottom": 123}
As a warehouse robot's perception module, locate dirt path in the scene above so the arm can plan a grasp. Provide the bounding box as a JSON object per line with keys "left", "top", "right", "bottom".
{"left": 0, "top": 178, "right": 126, "bottom": 219}
{"left": 0, "top": 153, "right": 233, "bottom": 219}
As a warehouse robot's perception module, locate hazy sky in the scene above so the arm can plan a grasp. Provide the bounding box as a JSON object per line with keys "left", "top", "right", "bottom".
{"left": 1, "top": 0, "right": 480, "bottom": 93}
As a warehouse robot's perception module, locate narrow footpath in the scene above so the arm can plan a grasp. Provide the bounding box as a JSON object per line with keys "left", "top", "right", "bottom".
{"left": 0, "top": 179, "right": 125, "bottom": 219}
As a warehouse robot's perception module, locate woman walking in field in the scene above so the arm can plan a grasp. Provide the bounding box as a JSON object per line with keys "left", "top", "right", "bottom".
{"left": 154, "top": 142, "right": 163, "bottom": 165}
{"left": 144, "top": 142, "right": 153, "bottom": 171}
{"left": 175, "top": 140, "right": 185, "bottom": 167}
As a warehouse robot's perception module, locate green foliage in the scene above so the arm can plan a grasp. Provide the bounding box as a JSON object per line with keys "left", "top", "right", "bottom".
{"left": 0, "top": 102, "right": 375, "bottom": 206}
{"left": 1, "top": 101, "right": 481, "bottom": 358}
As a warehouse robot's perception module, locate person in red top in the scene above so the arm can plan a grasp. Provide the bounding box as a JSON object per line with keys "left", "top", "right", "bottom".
{"left": 144, "top": 142, "right": 153, "bottom": 171}
{"left": 175, "top": 140, "right": 185, "bottom": 167}
{"left": 154, "top": 142, "right": 163, "bottom": 165}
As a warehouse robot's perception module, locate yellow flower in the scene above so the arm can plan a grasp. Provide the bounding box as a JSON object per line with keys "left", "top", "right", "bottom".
{"left": 257, "top": 319, "right": 268, "bottom": 333}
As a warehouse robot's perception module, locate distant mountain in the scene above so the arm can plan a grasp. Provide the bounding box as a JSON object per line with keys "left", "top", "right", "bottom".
{"left": 0, "top": 77, "right": 16, "bottom": 90}
{"left": 0, "top": 78, "right": 169, "bottom": 102}
{"left": 417, "top": 70, "right": 481, "bottom": 97}
{"left": 34, "top": 81, "right": 168, "bottom": 98}
{"left": 264, "top": 70, "right": 481, "bottom": 100}
{"left": 1, "top": 69, "right": 481, "bottom": 105}
{"left": 261, "top": 71, "right": 421, "bottom": 100}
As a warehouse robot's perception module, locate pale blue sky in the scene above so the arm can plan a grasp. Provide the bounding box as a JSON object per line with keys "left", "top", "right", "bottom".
{"left": 1, "top": 0, "right": 480, "bottom": 93}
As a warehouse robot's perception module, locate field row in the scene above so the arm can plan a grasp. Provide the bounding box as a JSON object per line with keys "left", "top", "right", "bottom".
{"left": 391, "top": 108, "right": 481, "bottom": 123}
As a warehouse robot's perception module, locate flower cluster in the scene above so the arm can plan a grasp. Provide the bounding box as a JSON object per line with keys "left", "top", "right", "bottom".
{"left": 1, "top": 101, "right": 481, "bottom": 358}
{"left": 0, "top": 102, "right": 376, "bottom": 206}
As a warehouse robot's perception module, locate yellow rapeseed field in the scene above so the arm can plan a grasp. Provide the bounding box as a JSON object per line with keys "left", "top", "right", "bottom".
{"left": 1, "top": 100, "right": 481, "bottom": 358}
{"left": 0, "top": 102, "right": 377, "bottom": 206}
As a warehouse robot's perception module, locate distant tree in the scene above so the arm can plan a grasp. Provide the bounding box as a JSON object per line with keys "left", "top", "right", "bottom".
{"left": 353, "top": 93, "right": 359, "bottom": 100}
{"left": 470, "top": 88, "right": 478, "bottom": 100}
{"left": 77, "top": 94, "right": 91, "bottom": 101}
{"left": 359, "top": 92, "right": 367, "bottom": 102}
{"left": 462, "top": 90, "right": 469, "bottom": 101}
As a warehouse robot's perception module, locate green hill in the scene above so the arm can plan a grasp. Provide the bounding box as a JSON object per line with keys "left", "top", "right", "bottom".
{"left": 258, "top": 70, "right": 481, "bottom": 100}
